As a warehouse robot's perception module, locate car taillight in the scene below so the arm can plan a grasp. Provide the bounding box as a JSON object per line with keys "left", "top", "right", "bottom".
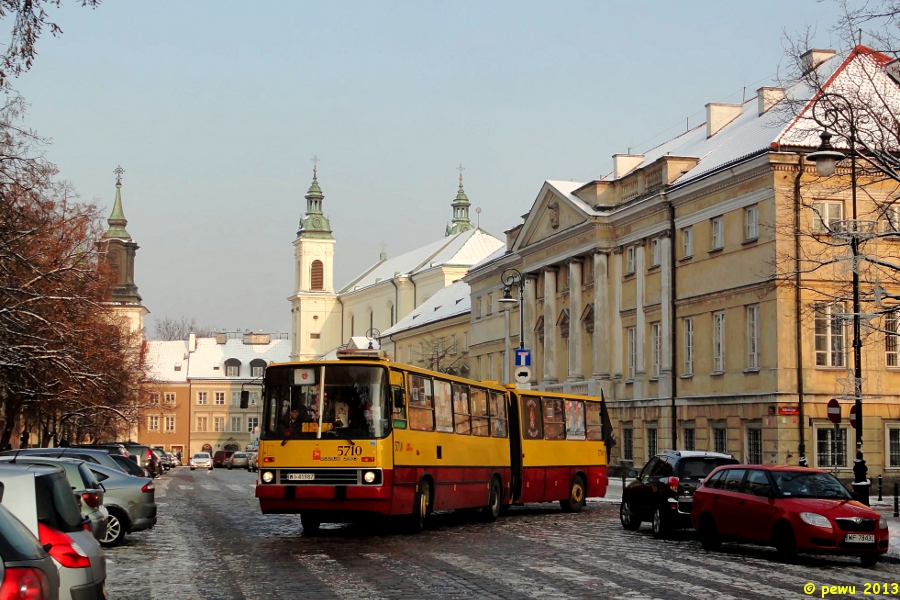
{"left": 146, "top": 449, "right": 153, "bottom": 462}
{"left": 0, "top": 566, "right": 50, "bottom": 600}
{"left": 122, "top": 450, "right": 129, "bottom": 457}
{"left": 37, "top": 523, "right": 91, "bottom": 569}
{"left": 141, "top": 481, "right": 154, "bottom": 493}
{"left": 668, "top": 476, "right": 680, "bottom": 494}
{"left": 81, "top": 492, "right": 101, "bottom": 509}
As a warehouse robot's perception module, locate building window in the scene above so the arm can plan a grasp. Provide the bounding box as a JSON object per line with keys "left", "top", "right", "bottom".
{"left": 214, "top": 392, "right": 225, "bottom": 405}
{"left": 745, "top": 204, "right": 759, "bottom": 240}
{"left": 711, "top": 216, "right": 724, "bottom": 250}
{"left": 683, "top": 317, "right": 694, "bottom": 375}
{"left": 350, "top": 314, "right": 355, "bottom": 336}
{"left": 390, "top": 304, "right": 395, "bottom": 326}
{"left": 646, "top": 425, "right": 658, "bottom": 458}
{"left": 625, "top": 246, "right": 635, "bottom": 274}
{"left": 622, "top": 426, "right": 634, "bottom": 461}
{"left": 746, "top": 427, "right": 762, "bottom": 464}
{"left": 248, "top": 416, "right": 259, "bottom": 433}
{"left": 226, "top": 366, "right": 239, "bottom": 376}
{"left": 147, "top": 416, "right": 159, "bottom": 431}
{"left": 231, "top": 392, "right": 240, "bottom": 406}
{"left": 682, "top": 227, "right": 693, "bottom": 258}
{"left": 486, "top": 294, "right": 493, "bottom": 316}
{"left": 197, "top": 392, "right": 208, "bottom": 406}
{"left": 649, "top": 238, "right": 660, "bottom": 267}
{"left": 149, "top": 393, "right": 159, "bottom": 405}
{"left": 583, "top": 255, "right": 594, "bottom": 284}
{"left": 627, "top": 326, "right": 637, "bottom": 380}
{"left": 815, "top": 303, "right": 846, "bottom": 367}
{"left": 310, "top": 260, "right": 324, "bottom": 290}
{"left": 164, "top": 393, "right": 176, "bottom": 404}
{"left": 476, "top": 355, "right": 482, "bottom": 381}
{"left": 713, "top": 311, "right": 725, "bottom": 372}
{"left": 164, "top": 415, "right": 175, "bottom": 432}
{"left": 231, "top": 416, "right": 241, "bottom": 432}
{"left": 713, "top": 427, "right": 727, "bottom": 454}
{"left": 487, "top": 353, "right": 494, "bottom": 380}
{"left": 650, "top": 322, "right": 661, "bottom": 378}
{"left": 887, "top": 313, "right": 899, "bottom": 367}
{"left": 747, "top": 304, "right": 760, "bottom": 369}
{"left": 884, "top": 206, "right": 900, "bottom": 233}
{"left": 449, "top": 334, "right": 457, "bottom": 356}
{"left": 812, "top": 201, "right": 844, "bottom": 233}
{"left": 683, "top": 427, "right": 696, "bottom": 451}
{"left": 250, "top": 392, "right": 259, "bottom": 406}
{"left": 816, "top": 427, "right": 848, "bottom": 468}
{"left": 558, "top": 268, "right": 568, "bottom": 291}
{"left": 252, "top": 366, "right": 264, "bottom": 377}
{"left": 888, "top": 427, "right": 900, "bottom": 467}
{"left": 214, "top": 417, "right": 225, "bottom": 433}
{"left": 196, "top": 416, "right": 208, "bottom": 432}
{"left": 474, "top": 297, "right": 482, "bottom": 319}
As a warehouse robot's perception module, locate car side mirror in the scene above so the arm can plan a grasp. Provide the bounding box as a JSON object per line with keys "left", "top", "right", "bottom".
{"left": 240, "top": 390, "right": 250, "bottom": 409}
{"left": 627, "top": 469, "right": 638, "bottom": 478}
{"left": 392, "top": 388, "right": 405, "bottom": 409}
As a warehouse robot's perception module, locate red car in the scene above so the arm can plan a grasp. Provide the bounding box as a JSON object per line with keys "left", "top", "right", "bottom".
{"left": 212, "top": 450, "right": 235, "bottom": 468}
{"left": 692, "top": 465, "right": 889, "bottom": 566}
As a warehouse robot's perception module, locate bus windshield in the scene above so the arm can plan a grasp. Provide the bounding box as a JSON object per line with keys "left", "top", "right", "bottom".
{"left": 262, "top": 364, "right": 390, "bottom": 440}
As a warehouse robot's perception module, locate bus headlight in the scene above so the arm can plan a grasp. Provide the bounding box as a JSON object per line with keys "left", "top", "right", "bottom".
{"left": 364, "top": 471, "right": 376, "bottom": 483}
{"left": 262, "top": 471, "right": 274, "bottom": 483}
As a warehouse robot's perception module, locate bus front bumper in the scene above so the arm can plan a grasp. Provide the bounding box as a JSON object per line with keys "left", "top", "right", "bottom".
{"left": 256, "top": 471, "right": 394, "bottom": 515}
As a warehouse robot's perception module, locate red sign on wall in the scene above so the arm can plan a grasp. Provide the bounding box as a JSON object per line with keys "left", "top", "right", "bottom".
{"left": 778, "top": 405, "right": 800, "bottom": 416}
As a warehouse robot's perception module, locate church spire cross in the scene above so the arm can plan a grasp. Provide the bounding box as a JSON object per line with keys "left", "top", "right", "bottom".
{"left": 311, "top": 155, "right": 320, "bottom": 178}
{"left": 457, "top": 163, "right": 465, "bottom": 184}
{"left": 114, "top": 165, "right": 124, "bottom": 185}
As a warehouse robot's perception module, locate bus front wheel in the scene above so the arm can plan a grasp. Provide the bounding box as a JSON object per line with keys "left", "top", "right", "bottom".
{"left": 301, "top": 513, "right": 321, "bottom": 535}
{"left": 483, "top": 477, "right": 502, "bottom": 522}
{"left": 560, "top": 475, "right": 586, "bottom": 513}
{"left": 409, "top": 480, "right": 430, "bottom": 534}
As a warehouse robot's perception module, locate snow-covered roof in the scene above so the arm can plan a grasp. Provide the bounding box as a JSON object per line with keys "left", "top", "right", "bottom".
{"left": 186, "top": 337, "right": 291, "bottom": 379}
{"left": 545, "top": 180, "right": 605, "bottom": 216}
{"left": 145, "top": 340, "right": 189, "bottom": 383}
{"left": 381, "top": 279, "right": 471, "bottom": 337}
{"left": 340, "top": 228, "right": 504, "bottom": 294}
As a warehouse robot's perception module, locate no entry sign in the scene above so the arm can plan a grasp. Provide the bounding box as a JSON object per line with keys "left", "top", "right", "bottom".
{"left": 827, "top": 398, "right": 841, "bottom": 424}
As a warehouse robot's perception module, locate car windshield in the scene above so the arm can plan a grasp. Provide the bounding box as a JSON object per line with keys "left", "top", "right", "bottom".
{"left": 0, "top": 504, "right": 46, "bottom": 562}
{"left": 234, "top": 453, "right": 246, "bottom": 458}
{"left": 679, "top": 457, "right": 738, "bottom": 479}
{"left": 263, "top": 364, "right": 390, "bottom": 440}
{"left": 771, "top": 471, "right": 852, "bottom": 499}
{"left": 194, "top": 453, "right": 209, "bottom": 459}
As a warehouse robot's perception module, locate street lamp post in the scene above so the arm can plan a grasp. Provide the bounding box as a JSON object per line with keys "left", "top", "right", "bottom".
{"left": 806, "top": 92, "right": 870, "bottom": 505}
{"left": 498, "top": 268, "right": 525, "bottom": 350}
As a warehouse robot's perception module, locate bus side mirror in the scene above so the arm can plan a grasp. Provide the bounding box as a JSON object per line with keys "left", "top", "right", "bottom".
{"left": 392, "top": 388, "right": 405, "bottom": 409}
{"left": 240, "top": 391, "right": 249, "bottom": 409}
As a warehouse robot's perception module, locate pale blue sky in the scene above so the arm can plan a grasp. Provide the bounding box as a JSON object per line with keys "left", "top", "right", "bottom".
{"left": 13, "top": 0, "right": 847, "bottom": 336}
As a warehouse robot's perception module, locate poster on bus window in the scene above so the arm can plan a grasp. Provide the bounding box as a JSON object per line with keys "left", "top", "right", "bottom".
{"left": 434, "top": 380, "right": 453, "bottom": 432}
{"left": 564, "top": 400, "right": 586, "bottom": 440}
{"left": 521, "top": 396, "right": 542, "bottom": 439}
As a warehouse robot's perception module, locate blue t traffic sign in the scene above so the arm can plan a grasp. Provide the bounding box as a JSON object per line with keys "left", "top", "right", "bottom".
{"left": 515, "top": 349, "right": 531, "bottom": 367}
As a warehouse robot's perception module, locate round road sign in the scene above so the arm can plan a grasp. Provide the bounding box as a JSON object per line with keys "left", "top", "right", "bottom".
{"left": 827, "top": 398, "right": 841, "bottom": 424}
{"left": 514, "top": 366, "right": 532, "bottom": 384}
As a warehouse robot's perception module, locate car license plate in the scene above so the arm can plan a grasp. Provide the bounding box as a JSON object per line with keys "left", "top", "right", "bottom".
{"left": 844, "top": 534, "right": 875, "bottom": 543}
{"left": 288, "top": 473, "right": 314, "bottom": 481}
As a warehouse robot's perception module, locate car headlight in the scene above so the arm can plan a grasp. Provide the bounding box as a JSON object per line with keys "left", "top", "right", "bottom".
{"left": 262, "top": 471, "right": 274, "bottom": 483}
{"left": 880, "top": 517, "right": 888, "bottom": 530}
{"left": 364, "top": 471, "right": 376, "bottom": 483}
{"left": 800, "top": 512, "right": 832, "bottom": 529}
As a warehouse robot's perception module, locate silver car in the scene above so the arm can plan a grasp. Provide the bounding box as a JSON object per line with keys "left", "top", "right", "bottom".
{"left": 84, "top": 463, "right": 157, "bottom": 547}
{"left": 0, "top": 464, "right": 107, "bottom": 600}
{"left": 227, "top": 452, "right": 250, "bottom": 470}
{"left": 189, "top": 452, "right": 213, "bottom": 470}
{"left": 0, "top": 447, "right": 128, "bottom": 473}
{"left": 0, "top": 502, "right": 60, "bottom": 600}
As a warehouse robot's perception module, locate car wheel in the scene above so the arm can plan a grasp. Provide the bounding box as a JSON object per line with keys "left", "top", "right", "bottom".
{"left": 408, "top": 479, "right": 431, "bottom": 534}
{"left": 652, "top": 507, "right": 669, "bottom": 539}
{"left": 699, "top": 514, "right": 721, "bottom": 551}
{"left": 190, "top": 467, "right": 195, "bottom": 471}
{"left": 773, "top": 522, "right": 797, "bottom": 560}
{"left": 301, "top": 513, "right": 321, "bottom": 536}
{"left": 100, "top": 509, "right": 128, "bottom": 548}
{"left": 620, "top": 500, "right": 641, "bottom": 531}
{"left": 483, "top": 477, "right": 502, "bottom": 522}
{"left": 227, "top": 464, "right": 232, "bottom": 470}
{"left": 560, "top": 475, "right": 586, "bottom": 513}
{"left": 860, "top": 554, "right": 879, "bottom": 567}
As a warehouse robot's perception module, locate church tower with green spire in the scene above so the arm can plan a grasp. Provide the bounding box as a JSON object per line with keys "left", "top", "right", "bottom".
{"left": 290, "top": 158, "right": 341, "bottom": 360}
{"left": 101, "top": 166, "right": 147, "bottom": 333}
{"left": 446, "top": 165, "right": 474, "bottom": 236}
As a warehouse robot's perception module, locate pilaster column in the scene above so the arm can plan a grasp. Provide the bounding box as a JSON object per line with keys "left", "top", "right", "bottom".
{"left": 523, "top": 274, "right": 537, "bottom": 358}
{"left": 592, "top": 251, "right": 610, "bottom": 378}
{"left": 568, "top": 258, "right": 583, "bottom": 381}
{"left": 636, "top": 243, "right": 646, "bottom": 376}
{"left": 660, "top": 234, "right": 673, "bottom": 389}
{"left": 612, "top": 249, "right": 623, "bottom": 377}
{"left": 543, "top": 266, "right": 558, "bottom": 383}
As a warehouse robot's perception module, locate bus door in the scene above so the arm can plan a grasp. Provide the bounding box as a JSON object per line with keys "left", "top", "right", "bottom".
{"left": 507, "top": 392, "right": 523, "bottom": 503}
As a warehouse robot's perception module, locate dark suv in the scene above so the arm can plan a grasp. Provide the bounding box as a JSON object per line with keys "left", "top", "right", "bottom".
{"left": 620, "top": 450, "right": 738, "bottom": 538}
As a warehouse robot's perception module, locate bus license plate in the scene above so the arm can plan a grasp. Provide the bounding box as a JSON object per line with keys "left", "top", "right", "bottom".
{"left": 844, "top": 534, "right": 874, "bottom": 543}
{"left": 288, "top": 473, "right": 314, "bottom": 481}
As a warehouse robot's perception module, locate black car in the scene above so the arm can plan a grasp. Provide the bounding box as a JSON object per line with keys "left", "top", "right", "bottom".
{"left": 620, "top": 450, "right": 738, "bottom": 538}
{"left": 75, "top": 443, "right": 162, "bottom": 478}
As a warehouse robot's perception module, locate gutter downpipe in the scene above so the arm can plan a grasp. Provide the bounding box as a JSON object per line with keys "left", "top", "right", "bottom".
{"left": 794, "top": 155, "right": 806, "bottom": 463}
{"left": 336, "top": 296, "right": 345, "bottom": 345}
{"left": 666, "top": 195, "right": 678, "bottom": 449}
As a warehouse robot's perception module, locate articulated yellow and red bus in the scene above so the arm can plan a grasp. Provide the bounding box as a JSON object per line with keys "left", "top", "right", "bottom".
{"left": 254, "top": 349, "right": 611, "bottom": 532}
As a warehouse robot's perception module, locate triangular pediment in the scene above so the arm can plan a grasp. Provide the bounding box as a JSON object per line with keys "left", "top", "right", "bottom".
{"left": 513, "top": 181, "right": 593, "bottom": 252}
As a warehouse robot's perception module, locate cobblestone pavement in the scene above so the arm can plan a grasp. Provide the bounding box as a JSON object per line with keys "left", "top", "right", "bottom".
{"left": 105, "top": 468, "right": 900, "bottom": 600}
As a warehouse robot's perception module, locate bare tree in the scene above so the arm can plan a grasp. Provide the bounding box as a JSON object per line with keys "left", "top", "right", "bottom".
{"left": 153, "top": 315, "right": 214, "bottom": 340}
{"left": 414, "top": 335, "right": 468, "bottom": 377}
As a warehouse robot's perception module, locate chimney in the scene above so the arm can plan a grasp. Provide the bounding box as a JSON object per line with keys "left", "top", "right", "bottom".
{"left": 216, "top": 332, "right": 227, "bottom": 344}
{"left": 801, "top": 49, "right": 836, "bottom": 75}
{"left": 706, "top": 103, "right": 742, "bottom": 138}
{"left": 757, "top": 87, "right": 785, "bottom": 116}
{"left": 612, "top": 154, "right": 644, "bottom": 179}
{"left": 188, "top": 332, "right": 196, "bottom": 352}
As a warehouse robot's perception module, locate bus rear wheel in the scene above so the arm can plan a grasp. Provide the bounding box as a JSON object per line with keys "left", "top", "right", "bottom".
{"left": 408, "top": 480, "right": 430, "bottom": 534}
{"left": 483, "top": 477, "right": 502, "bottom": 522}
{"left": 560, "top": 475, "right": 586, "bottom": 513}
